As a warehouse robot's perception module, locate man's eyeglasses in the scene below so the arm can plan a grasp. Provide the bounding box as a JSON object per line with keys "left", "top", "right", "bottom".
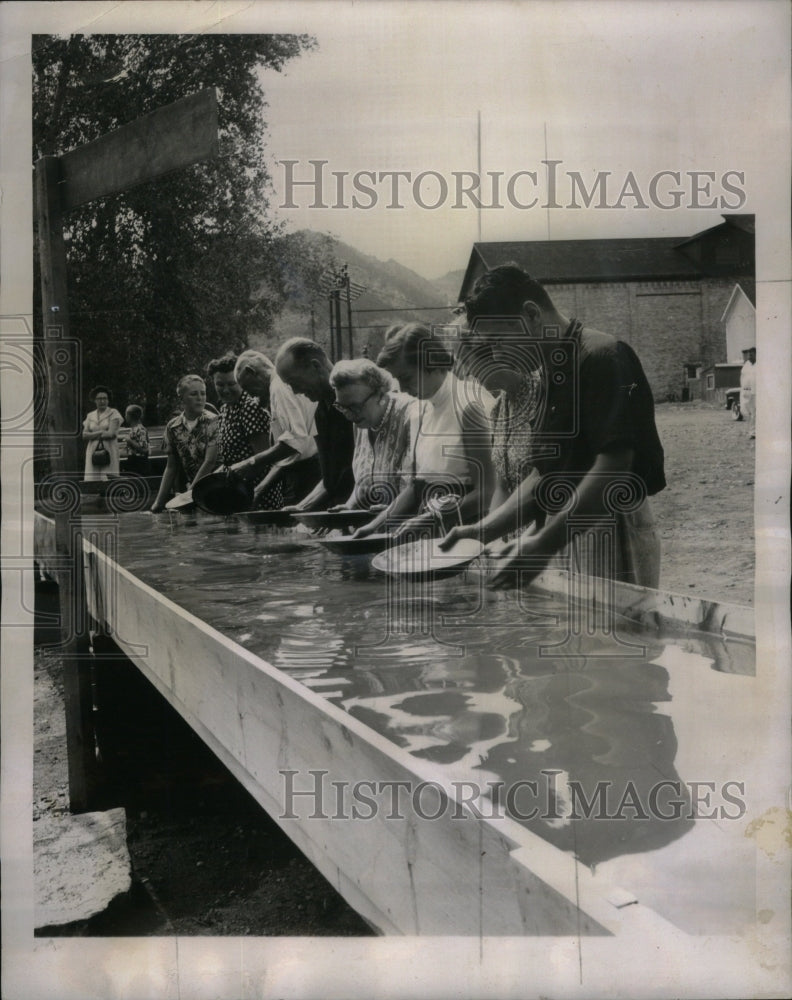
{"left": 333, "top": 390, "right": 377, "bottom": 415}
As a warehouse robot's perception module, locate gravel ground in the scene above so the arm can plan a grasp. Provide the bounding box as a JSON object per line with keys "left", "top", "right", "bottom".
{"left": 32, "top": 399, "right": 756, "bottom": 935}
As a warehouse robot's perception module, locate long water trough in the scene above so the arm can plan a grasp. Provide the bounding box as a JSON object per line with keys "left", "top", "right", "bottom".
{"left": 34, "top": 510, "right": 758, "bottom": 939}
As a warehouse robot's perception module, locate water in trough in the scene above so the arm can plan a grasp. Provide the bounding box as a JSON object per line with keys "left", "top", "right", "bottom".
{"left": 98, "top": 511, "right": 759, "bottom": 936}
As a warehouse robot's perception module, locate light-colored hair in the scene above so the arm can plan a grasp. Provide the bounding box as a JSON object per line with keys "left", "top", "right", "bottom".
{"left": 330, "top": 359, "right": 394, "bottom": 394}
{"left": 234, "top": 349, "right": 275, "bottom": 383}
{"left": 176, "top": 374, "right": 205, "bottom": 399}
{"left": 377, "top": 323, "right": 454, "bottom": 373}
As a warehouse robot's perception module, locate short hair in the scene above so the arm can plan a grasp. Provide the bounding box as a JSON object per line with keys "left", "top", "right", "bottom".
{"left": 125, "top": 404, "right": 143, "bottom": 421}
{"left": 275, "top": 337, "right": 329, "bottom": 369}
{"left": 376, "top": 323, "right": 453, "bottom": 373}
{"left": 330, "top": 359, "right": 394, "bottom": 394}
{"left": 384, "top": 322, "right": 406, "bottom": 342}
{"left": 234, "top": 349, "right": 275, "bottom": 383}
{"left": 206, "top": 353, "right": 238, "bottom": 379}
{"left": 176, "top": 374, "right": 205, "bottom": 398}
{"left": 465, "top": 264, "right": 555, "bottom": 321}
{"left": 89, "top": 384, "right": 111, "bottom": 402}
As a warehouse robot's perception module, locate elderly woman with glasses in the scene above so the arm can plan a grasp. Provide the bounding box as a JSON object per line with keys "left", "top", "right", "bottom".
{"left": 328, "top": 359, "right": 418, "bottom": 511}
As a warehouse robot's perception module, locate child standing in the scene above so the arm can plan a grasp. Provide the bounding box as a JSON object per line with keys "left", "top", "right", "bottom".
{"left": 124, "top": 404, "right": 150, "bottom": 476}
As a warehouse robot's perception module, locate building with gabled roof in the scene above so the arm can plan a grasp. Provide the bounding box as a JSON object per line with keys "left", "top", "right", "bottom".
{"left": 457, "top": 215, "right": 754, "bottom": 401}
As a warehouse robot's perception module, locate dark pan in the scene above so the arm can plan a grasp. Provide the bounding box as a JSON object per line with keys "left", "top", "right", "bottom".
{"left": 235, "top": 509, "right": 296, "bottom": 527}
{"left": 318, "top": 533, "right": 394, "bottom": 555}
{"left": 291, "top": 510, "right": 377, "bottom": 531}
{"left": 192, "top": 470, "right": 253, "bottom": 515}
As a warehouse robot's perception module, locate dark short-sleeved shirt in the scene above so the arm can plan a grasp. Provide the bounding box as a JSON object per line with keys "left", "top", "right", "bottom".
{"left": 313, "top": 394, "right": 355, "bottom": 504}
{"left": 531, "top": 321, "right": 665, "bottom": 497}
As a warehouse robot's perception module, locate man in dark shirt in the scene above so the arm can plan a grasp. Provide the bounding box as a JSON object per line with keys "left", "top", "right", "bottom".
{"left": 441, "top": 265, "right": 665, "bottom": 588}
{"left": 274, "top": 338, "right": 355, "bottom": 510}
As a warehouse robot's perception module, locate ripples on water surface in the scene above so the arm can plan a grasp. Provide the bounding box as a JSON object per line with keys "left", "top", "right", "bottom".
{"left": 107, "top": 512, "right": 758, "bottom": 935}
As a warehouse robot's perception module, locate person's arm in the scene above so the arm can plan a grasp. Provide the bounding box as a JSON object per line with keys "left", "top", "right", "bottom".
{"left": 82, "top": 416, "right": 101, "bottom": 441}
{"left": 151, "top": 454, "right": 179, "bottom": 512}
{"left": 353, "top": 480, "right": 419, "bottom": 538}
{"left": 252, "top": 463, "right": 284, "bottom": 502}
{"left": 283, "top": 480, "right": 328, "bottom": 513}
{"left": 231, "top": 440, "right": 298, "bottom": 480}
{"left": 270, "top": 377, "right": 318, "bottom": 463}
{"left": 189, "top": 439, "right": 219, "bottom": 487}
{"left": 454, "top": 399, "right": 496, "bottom": 525}
{"left": 104, "top": 413, "right": 122, "bottom": 441}
{"left": 488, "top": 448, "right": 633, "bottom": 589}
{"left": 440, "top": 467, "right": 541, "bottom": 549}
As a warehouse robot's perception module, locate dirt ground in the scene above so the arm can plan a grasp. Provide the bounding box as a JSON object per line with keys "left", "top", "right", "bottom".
{"left": 32, "top": 399, "right": 756, "bottom": 936}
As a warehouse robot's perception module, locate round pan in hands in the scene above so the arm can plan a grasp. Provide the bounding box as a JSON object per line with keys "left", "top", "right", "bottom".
{"left": 291, "top": 509, "right": 377, "bottom": 531}
{"left": 318, "top": 532, "right": 394, "bottom": 555}
{"left": 371, "top": 537, "right": 484, "bottom": 580}
{"left": 191, "top": 470, "right": 253, "bottom": 515}
{"left": 165, "top": 489, "right": 195, "bottom": 512}
{"left": 235, "top": 508, "right": 296, "bottom": 527}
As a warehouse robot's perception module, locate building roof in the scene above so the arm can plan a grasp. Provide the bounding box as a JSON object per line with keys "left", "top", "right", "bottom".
{"left": 465, "top": 237, "right": 704, "bottom": 288}
{"left": 458, "top": 215, "right": 755, "bottom": 300}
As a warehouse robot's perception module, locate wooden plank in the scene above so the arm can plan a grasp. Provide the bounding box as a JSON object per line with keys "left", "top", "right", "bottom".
{"left": 59, "top": 88, "right": 219, "bottom": 211}
{"left": 34, "top": 158, "right": 99, "bottom": 812}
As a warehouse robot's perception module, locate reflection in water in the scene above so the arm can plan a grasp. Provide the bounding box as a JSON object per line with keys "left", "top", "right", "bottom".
{"left": 107, "top": 512, "right": 756, "bottom": 934}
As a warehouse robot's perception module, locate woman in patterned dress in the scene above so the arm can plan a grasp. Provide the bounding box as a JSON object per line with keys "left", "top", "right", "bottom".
{"left": 328, "top": 359, "right": 417, "bottom": 511}
{"left": 206, "top": 353, "right": 285, "bottom": 509}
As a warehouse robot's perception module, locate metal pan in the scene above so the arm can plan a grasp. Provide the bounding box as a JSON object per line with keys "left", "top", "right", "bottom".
{"left": 165, "top": 489, "right": 195, "bottom": 512}
{"left": 318, "top": 533, "right": 394, "bottom": 555}
{"left": 371, "top": 537, "right": 485, "bottom": 580}
{"left": 191, "top": 470, "right": 253, "bottom": 515}
{"left": 291, "top": 509, "right": 377, "bottom": 532}
{"left": 235, "top": 509, "right": 296, "bottom": 527}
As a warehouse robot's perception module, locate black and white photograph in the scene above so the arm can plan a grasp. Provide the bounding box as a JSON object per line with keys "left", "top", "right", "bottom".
{"left": 1, "top": 2, "right": 790, "bottom": 998}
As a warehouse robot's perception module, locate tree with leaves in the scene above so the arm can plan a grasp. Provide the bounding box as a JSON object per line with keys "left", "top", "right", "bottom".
{"left": 33, "top": 33, "right": 315, "bottom": 423}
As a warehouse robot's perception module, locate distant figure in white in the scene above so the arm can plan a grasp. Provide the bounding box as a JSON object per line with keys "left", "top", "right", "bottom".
{"left": 739, "top": 346, "right": 756, "bottom": 440}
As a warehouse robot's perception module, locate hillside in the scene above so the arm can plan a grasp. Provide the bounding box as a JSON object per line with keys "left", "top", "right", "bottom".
{"left": 250, "top": 231, "right": 460, "bottom": 359}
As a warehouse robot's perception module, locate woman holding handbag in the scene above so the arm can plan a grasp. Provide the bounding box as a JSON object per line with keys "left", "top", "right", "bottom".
{"left": 82, "top": 385, "right": 122, "bottom": 481}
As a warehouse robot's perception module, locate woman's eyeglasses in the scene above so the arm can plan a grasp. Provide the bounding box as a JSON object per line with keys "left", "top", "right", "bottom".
{"left": 333, "top": 390, "right": 377, "bottom": 416}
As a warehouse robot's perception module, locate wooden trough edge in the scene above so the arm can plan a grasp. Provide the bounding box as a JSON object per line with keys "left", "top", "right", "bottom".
{"left": 73, "top": 527, "right": 692, "bottom": 940}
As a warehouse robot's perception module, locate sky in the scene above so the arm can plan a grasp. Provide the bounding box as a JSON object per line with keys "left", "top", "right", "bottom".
{"left": 254, "top": 1, "right": 786, "bottom": 279}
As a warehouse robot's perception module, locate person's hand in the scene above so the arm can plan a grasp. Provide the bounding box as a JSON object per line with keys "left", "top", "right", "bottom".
{"left": 280, "top": 503, "right": 303, "bottom": 513}
{"left": 438, "top": 523, "right": 478, "bottom": 551}
{"left": 150, "top": 502, "right": 165, "bottom": 514}
{"left": 327, "top": 503, "right": 352, "bottom": 513}
{"left": 228, "top": 460, "right": 254, "bottom": 482}
{"left": 392, "top": 512, "right": 435, "bottom": 539}
{"left": 487, "top": 534, "right": 547, "bottom": 590}
{"left": 368, "top": 503, "right": 387, "bottom": 512}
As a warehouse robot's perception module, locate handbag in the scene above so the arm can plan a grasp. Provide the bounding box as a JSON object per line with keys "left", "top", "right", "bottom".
{"left": 91, "top": 440, "right": 111, "bottom": 468}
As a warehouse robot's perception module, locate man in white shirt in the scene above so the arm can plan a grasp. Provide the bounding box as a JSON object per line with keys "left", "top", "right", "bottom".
{"left": 230, "top": 350, "right": 321, "bottom": 504}
{"left": 739, "top": 346, "right": 756, "bottom": 440}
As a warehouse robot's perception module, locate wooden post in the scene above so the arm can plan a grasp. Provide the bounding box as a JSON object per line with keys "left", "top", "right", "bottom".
{"left": 34, "top": 155, "right": 99, "bottom": 812}
{"left": 32, "top": 89, "right": 220, "bottom": 813}
{"left": 334, "top": 290, "right": 343, "bottom": 360}
{"left": 343, "top": 266, "right": 354, "bottom": 357}
{"left": 328, "top": 294, "right": 336, "bottom": 362}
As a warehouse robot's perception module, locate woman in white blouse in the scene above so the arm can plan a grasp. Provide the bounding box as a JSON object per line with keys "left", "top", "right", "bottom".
{"left": 82, "top": 385, "right": 123, "bottom": 481}
{"left": 354, "top": 323, "right": 495, "bottom": 538}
